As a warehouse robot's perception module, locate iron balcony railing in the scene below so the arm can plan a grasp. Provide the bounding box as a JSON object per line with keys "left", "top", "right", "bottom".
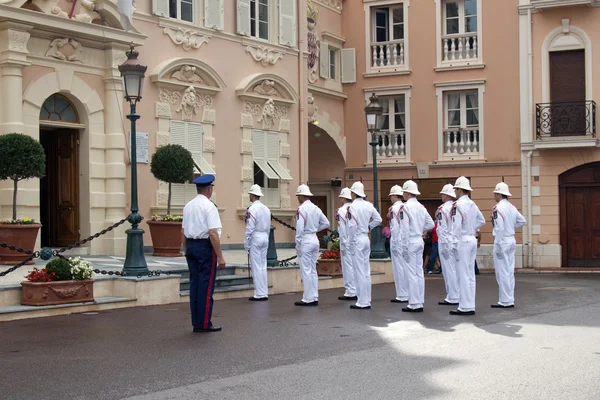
{"left": 535, "top": 100, "right": 596, "bottom": 139}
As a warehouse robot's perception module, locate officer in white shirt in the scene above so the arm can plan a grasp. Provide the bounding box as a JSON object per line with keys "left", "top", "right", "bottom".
{"left": 437, "top": 184, "right": 459, "bottom": 306}
{"left": 491, "top": 182, "right": 527, "bottom": 309}
{"left": 244, "top": 184, "right": 271, "bottom": 302}
{"left": 336, "top": 187, "right": 357, "bottom": 301}
{"left": 449, "top": 176, "right": 486, "bottom": 316}
{"left": 388, "top": 185, "right": 409, "bottom": 304}
{"left": 399, "top": 180, "right": 434, "bottom": 312}
{"left": 294, "top": 184, "right": 330, "bottom": 306}
{"left": 182, "top": 175, "right": 226, "bottom": 333}
{"left": 347, "top": 182, "right": 382, "bottom": 310}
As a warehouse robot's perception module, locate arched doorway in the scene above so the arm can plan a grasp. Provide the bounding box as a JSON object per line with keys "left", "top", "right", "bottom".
{"left": 39, "top": 94, "right": 81, "bottom": 247}
{"left": 559, "top": 162, "right": 600, "bottom": 267}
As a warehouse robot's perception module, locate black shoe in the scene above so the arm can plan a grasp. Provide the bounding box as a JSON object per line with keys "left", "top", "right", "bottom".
{"left": 350, "top": 305, "right": 371, "bottom": 310}
{"left": 338, "top": 295, "right": 358, "bottom": 301}
{"left": 449, "top": 310, "right": 475, "bottom": 316}
{"left": 491, "top": 304, "right": 514, "bottom": 309}
{"left": 402, "top": 307, "right": 424, "bottom": 313}
{"left": 438, "top": 300, "right": 459, "bottom": 306}
{"left": 193, "top": 325, "right": 222, "bottom": 333}
{"left": 295, "top": 301, "right": 318, "bottom": 307}
{"left": 391, "top": 299, "right": 408, "bottom": 303}
{"left": 249, "top": 297, "right": 268, "bottom": 301}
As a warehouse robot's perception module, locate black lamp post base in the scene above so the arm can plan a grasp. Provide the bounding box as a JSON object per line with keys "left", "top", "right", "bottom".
{"left": 369, "top": 225, "right": 389, "bottom": 260}
{"left": 122, "top": 227, "right": 149, "bottom": 276}
{"left": 266, "top": 225, "right": 279, "bottom": 267}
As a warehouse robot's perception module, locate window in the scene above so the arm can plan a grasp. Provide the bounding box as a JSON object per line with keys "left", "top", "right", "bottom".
{"left": 442, "top": 89, "right": 481, "bottom": 158}
{"left": 250, "top": 0, "right": 269, "bottom": 40}
{"left": 169, "top": 0, "right": 194, "bottom": 23}
{"left": 374, "top": 95, "right": 408, "bottom": 159}
{"left": 252, "top": 130, "right": 293, "bottom": 208}
{"left": 367, "top": 3, "right": 407, "bottom": 70}
{"left": 329, "top": 48, "right": 337, "bottom": 80}
{"left": 40, "top": 94, "right": 78, "bottom": 123}
{"left": 237, "top": 0, "right": 296, "bottom": 47}
{"left": 439, "top": 0, "right": 480, "bottom": 64}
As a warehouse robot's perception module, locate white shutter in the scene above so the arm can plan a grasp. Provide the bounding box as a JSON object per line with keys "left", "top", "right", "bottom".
{"left": 237, "top": 0, "right": 251, "bottom": 36}
{"left": 266, "top": 133, "right": 293, "bottom": 181}
{"left": 252, "top": 130, "right": 278, "bottom": 180}
{"left": 169, "top": 120, "right": 186, "bottom": 147}
{"left": 205, "top": 0, "right": 224, "bottom": 30}
{"left": 341, "top": 48, "right": 357, "bottom": 84}
{"left": 152, "top": 0, "right": 169, "bottom": 17}
{"left": 319, "top": 42, "right": 330, "bottom": 79}
{"left": 265, "top": 188, "right": 280, "bottom": 208}
{"left": 187, "top": 122, "right": 216, "bottom": 175}
{"left": 279, "top": 0, "right": 297, "bottom": 47}
{"left": 171, "top": 184, "right": 187, "bottom": 206}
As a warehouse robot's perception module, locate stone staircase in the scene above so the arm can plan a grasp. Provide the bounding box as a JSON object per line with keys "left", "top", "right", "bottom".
{"left": 176, "top": 266, "right": 254, "bottom": 296}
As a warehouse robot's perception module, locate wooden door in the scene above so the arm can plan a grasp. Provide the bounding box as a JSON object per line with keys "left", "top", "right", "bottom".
{"left": 549, "top": 50, "right": 586, "bottom": 136}
{"left": 564, "top": 187, "right": 600, "bottom": 267}
{"left": 312, "top": 196, "right": 329, "bottom": 249}
{"left": 41, "top": 129, "right": 80, "bottom": 247}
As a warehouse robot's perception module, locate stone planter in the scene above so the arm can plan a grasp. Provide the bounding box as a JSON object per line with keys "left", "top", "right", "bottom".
{"left": 147, "top": 221, "right": 183, "bottom": 257}
{"left": 0, "top": 224, "right": 41, "bottom": 265}
{"left": 317, "top": 259, "right": 342, "bottom": 276}
{"left": 21, "top": 280, "right": 95, "bottom": 306}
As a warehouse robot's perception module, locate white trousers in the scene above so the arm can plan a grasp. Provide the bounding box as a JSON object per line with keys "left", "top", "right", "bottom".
{"left": 390, "top": 240, "right": 409, "bottom": 301}
{"left": 297, "top": 235, "right": 319, "bottom": 302}
{"left": 405, "top": 239, "right": 425, "bottom": 309}
{"left": 457, "top": 237, "right": 477, "bottom": 312}
{"left": 439, "top": 242, "right": 459, "bottom": 303}
{"left": 249, "top": 232, "right": 269, "bottom": 298}
{"left": 353, "top": 234, "right": 372, "bottom": 307}
{"left": 494, "top": 237, "right": 517, "bottom": 306}
{"left": 340, "top": 246, "right": 356, "bottom": 297}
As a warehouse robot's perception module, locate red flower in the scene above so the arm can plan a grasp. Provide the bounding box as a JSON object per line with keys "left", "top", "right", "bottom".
{"left": 319, "top": 249, "right": 341, "bottom": 260}
{"left": 25, "top": 267, "right": 57, "bottom": 282}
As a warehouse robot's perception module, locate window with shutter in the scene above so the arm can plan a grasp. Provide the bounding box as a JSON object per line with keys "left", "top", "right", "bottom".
{"left": 341, "top": 48, "right": 357, "bottom": 83}
{"left": 237, "top": 0, "right": 252, "bottom": 36}
{"left": 279, "top": 0, "right": 296, "bottom": 47}
{"left": 252, "top": 130, "right": 283, "bottom": 208}
{"left": 266, "top": 133, "right": 293, "bottom": 181}
{"left": 152, "top": 0, "right": 170, "bottom": 17}
{"left": 154, "top": 0, "right": 194, "bottom": 22}
{"left": 252, "top": 130, "right": 279, "bottom": 180}
{"left": 205, "top": 0, "right": 224, "bottom": 30}
{"left": 319, "top": 42, "right": 330, "bottom": 79}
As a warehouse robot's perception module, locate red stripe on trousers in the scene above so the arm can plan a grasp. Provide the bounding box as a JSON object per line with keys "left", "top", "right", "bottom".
{"left": 204, "top": 249, "right": 217, "bottom": 329}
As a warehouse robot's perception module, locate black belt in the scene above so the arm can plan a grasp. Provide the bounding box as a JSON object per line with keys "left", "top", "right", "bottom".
{"left": 186, "top": 238, "right": 210, "bottom": 242}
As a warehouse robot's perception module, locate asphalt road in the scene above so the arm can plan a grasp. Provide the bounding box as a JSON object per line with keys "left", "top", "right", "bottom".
{"left": 2, "top": 274, "right": 600, "bottom": 400}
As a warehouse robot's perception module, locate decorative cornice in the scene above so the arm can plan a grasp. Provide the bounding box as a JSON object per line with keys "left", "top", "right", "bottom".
{"left": 308, "top": 84, "right": 348, "bottom": 100}
{"left": 246, "top": 45, "right": 284, "bottom": 66}
{"left": 315, "top": 0, "right": 343, "bottom": 13}
{"left": 163, "top": 26, "right": 209, "bottom": 51}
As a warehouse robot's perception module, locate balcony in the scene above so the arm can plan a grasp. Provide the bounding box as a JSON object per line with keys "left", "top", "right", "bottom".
{"left": 442, "top": 33, "right": 478, "bottom": 63}
{"left": 370, "top": 40, "right": 406, "bottom": 69}
{"left": 442, "top": 128, "right": 480, "bottom": 160}
{"left": 536, "top": 100, "right": 596, "bottom": 136}
{"left": 374, "top": 130, "right": 408, "bottom": 162}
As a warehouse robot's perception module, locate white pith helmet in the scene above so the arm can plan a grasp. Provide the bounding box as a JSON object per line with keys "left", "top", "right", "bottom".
{"left": 388, "top": 185, "right": 404, "bottom": 197}
{"left": 338, "top": 187, "right": 352, "bottom": 200}
{"left": 454, "top": 176, "right": 473, "bottom": 192}
{"left": 493, "top": 182, "right": 512, "bottom": 197}
{"left": 248, "top": 184, "right": 264, "bottom": 197}
{"left": 440, "top": 184, "right": 456, "bottom": 198}
{"left": 402, "top": 180, "right": 421, "bottom": 196}
{"left": 350, "top": 181, "right": 366, "bottom": 198}
{"left": 296, "top": 184, "right": 314, "bottom": 197}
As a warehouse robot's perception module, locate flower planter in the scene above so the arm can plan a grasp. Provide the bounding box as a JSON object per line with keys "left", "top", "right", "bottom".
{"left": 147, "top": 220, "right": 183, "bottom": 257}
{"left": 21, "top": 280, "right": 94, "bottom": 306}
{"left": 0, "top": 224, "right": 41, "bottom": 265}
{"left": 317, "top": 259, "right": 342, "bottom": 277}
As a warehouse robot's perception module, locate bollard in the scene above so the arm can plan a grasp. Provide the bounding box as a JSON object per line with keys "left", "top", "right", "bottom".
{"left": 267, "top": 225, "right": 279, "bottom": 267}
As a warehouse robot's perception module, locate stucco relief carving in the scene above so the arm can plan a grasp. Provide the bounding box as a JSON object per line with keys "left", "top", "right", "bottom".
{"left": 258, "top": 98, "right": 276, "bottom": 128}
{"left": 164, "top": 27, "right": 209, "bottom": 51}
{"left": 159, "top": 89, "right": 182, "bottom": 105}
{"left": 307, "top": 96, "right": 318, "bottom": 124}
{"left": 243, "top": 102, "right": 262, "bottom": 116}
{"left": 280, "top": 143, "right": 291, "bottom": 158}
{"left": 8, "top": 30, "right": 30, "bottom": 52}
{"left": 241, "top": 139, "right": 253, "bottom": 154}
{"left": 241, "top": 113, "right": 254, "bottom": 128}
{"left": 203, "top": 137, "right": 216, "bottom": 153}
{"left": 242, "top": 167, "right": 254, "bottom": 182}
{"left": 279, "top": 118, "right": 291, "bottom": 132}
{"left": 246, "top": 45, "right": 284, "bottom": 66}
{"left": 156, "top": 102, "right": 172, "bottom": 119}
{"left": 202, "top": 108, "right": 216, "bottom": 124}
{"left": 253, "top": 80, "right": 281, "bottom": 97}
{"left": 111, "top": 49, "right": 128, "bottom": 68}
{"left": 171, "top": 65, "right": 204, "bottom": 83}
{"left": 157, "top": 133, "right": 171, "bottom": 147}
{"left": 176, "top": 86, "right": 212, "bottom": 120}
{"left": 157, "top": 191, "right": 169, "bottom": 206}
{"left": 315, "top": 0, "right": 343, "bottom": 11}
{"left": 308, "top": 67, "right": 319, "bottom": 84}
{"left": 274, "top": 105, "right": 288, "bottom": 120}
{"left": 45, "top": 38, "right": 84, "bottom": 63}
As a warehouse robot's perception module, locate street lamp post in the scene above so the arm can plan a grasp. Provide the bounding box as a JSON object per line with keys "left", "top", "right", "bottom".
{"left": 119, "top": 44, "right": 149, "bottom": 276}
{"left": 365, "top": 93, "right": 388, "bottom": 259}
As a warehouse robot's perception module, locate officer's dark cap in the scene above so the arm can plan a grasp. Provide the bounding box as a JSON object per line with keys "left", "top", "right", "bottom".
{"left": 193, "top": 174, "right": 215, "bottom": 187}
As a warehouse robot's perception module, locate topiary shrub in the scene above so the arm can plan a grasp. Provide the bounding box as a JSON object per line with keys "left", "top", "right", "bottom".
{"left": 46, "top": 259, "right": 73, "bottom": 281}
{"left": 0, "top": 133, "right": 46, "bottom": 220}
{"left": 150, "top": 144, "right": 194, "bottom": 215}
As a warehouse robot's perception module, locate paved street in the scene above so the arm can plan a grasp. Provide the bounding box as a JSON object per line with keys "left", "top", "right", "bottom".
{"left": 2, "top": 274, "right": 600, "bottom": 400}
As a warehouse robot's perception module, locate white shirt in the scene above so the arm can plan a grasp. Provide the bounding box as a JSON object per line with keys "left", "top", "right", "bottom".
{"left": 245, "top": 200, "right": 271, "bottom": 243}
{"left": 336, "top": 202, "right": 352, "bottom": 247}
{"left": 388, "top": 200, "right": 404, "bottom": 244}
{"left": 183, "top": 194, "right": 222, "bottom": 239}
{"left": 436, "top": 200, "right": 454, "bottom": 244}
{"left": 347, "top": 198, "right": 382, "bottom": 236}
{"left": 492, "top": 199, "right": 527, "bottom": 242}
{"left": 451, "top": 195, "right": 485, "bottom": 241}
{"left": 400, "top": 197, "right": 434, "bottom": 240}
{"left": 295, "top": 200, "right": 330, "bottom": 240}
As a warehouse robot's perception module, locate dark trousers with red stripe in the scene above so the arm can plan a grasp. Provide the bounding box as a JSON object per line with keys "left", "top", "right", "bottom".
{"left": 185, "top": 238, "right": 217, "bottom": 329}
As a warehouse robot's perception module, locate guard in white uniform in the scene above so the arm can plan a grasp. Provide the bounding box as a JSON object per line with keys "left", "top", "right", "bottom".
{"left": 294, "top": 184, "right": 330, "bottom": 306}
{"left": 491, "top": 182, "right": 527, "bottom": 309}
{"left": 337, "top": 188, "right": 357, "bottom": 301}
{"left": 399, "top": 181, "right": 434, "bottom": 312}
{"left": 347, "top": 182, "right": 382, "bottom": 310}
{"left": 388, "top": 185, "right": 409, "bottom": 304}
{"left": 244, "top": 184, "right": 271, "bottom": 301}
{"left": 437, "top": 184, "right": 459, "bottom": 306}
{"left": 449, "top": 176, "right": 486, "bottom": 316}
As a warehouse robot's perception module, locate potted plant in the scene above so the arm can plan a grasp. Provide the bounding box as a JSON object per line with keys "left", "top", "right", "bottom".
{"left": 21, "top": 257, "right": 95, "bottom": 306}
{"left": 317, "top": 237, "right": 342, "bottom": 276}
{"left": 0, "top": 133, "right": 45, "bottom": 265}
{"left": 148, "top": 144, "right": 194, "bottom": 257}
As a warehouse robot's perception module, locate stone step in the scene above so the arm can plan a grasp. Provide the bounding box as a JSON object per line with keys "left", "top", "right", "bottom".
{"left": 180, "top": 283, "right": 255, "bottom": 297}
{"left": 0, "top": 296, "right": 136, "bottom": 317}
{"left": 167, "top": 266, "right": 238, "bottom": 281}
{"left": 180, "top": 274, "right": 253, "bottom": 291}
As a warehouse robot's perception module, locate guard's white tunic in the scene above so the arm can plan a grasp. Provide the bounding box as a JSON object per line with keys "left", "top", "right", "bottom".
{"left": 399, "top": 198, "right": 434, "bottom": 309}
{"left": 437, "top": 200, "right": 459, "bottom": 303}
{"left": 244, "top": 200, "right": 272, "bottom": 299}
{"left": 296, "top": 200, "right": 330, "bottom": 303}
{"left": 492, "top": 199, "right": 526, "bottom": 306}
{"left": 389, "top": 200, "right": 409, "bottom": 301}
{"left": 337, "top": 203, "right": 356, "bottom": 297}
{"left": 183, "top": 195, "right": 222, "bottom": 239}
{"left": 450, "top": 195, "right": 486, "bottom": 312}
{"left": 347, "top": 198, "right": 382, "bottom": 308}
